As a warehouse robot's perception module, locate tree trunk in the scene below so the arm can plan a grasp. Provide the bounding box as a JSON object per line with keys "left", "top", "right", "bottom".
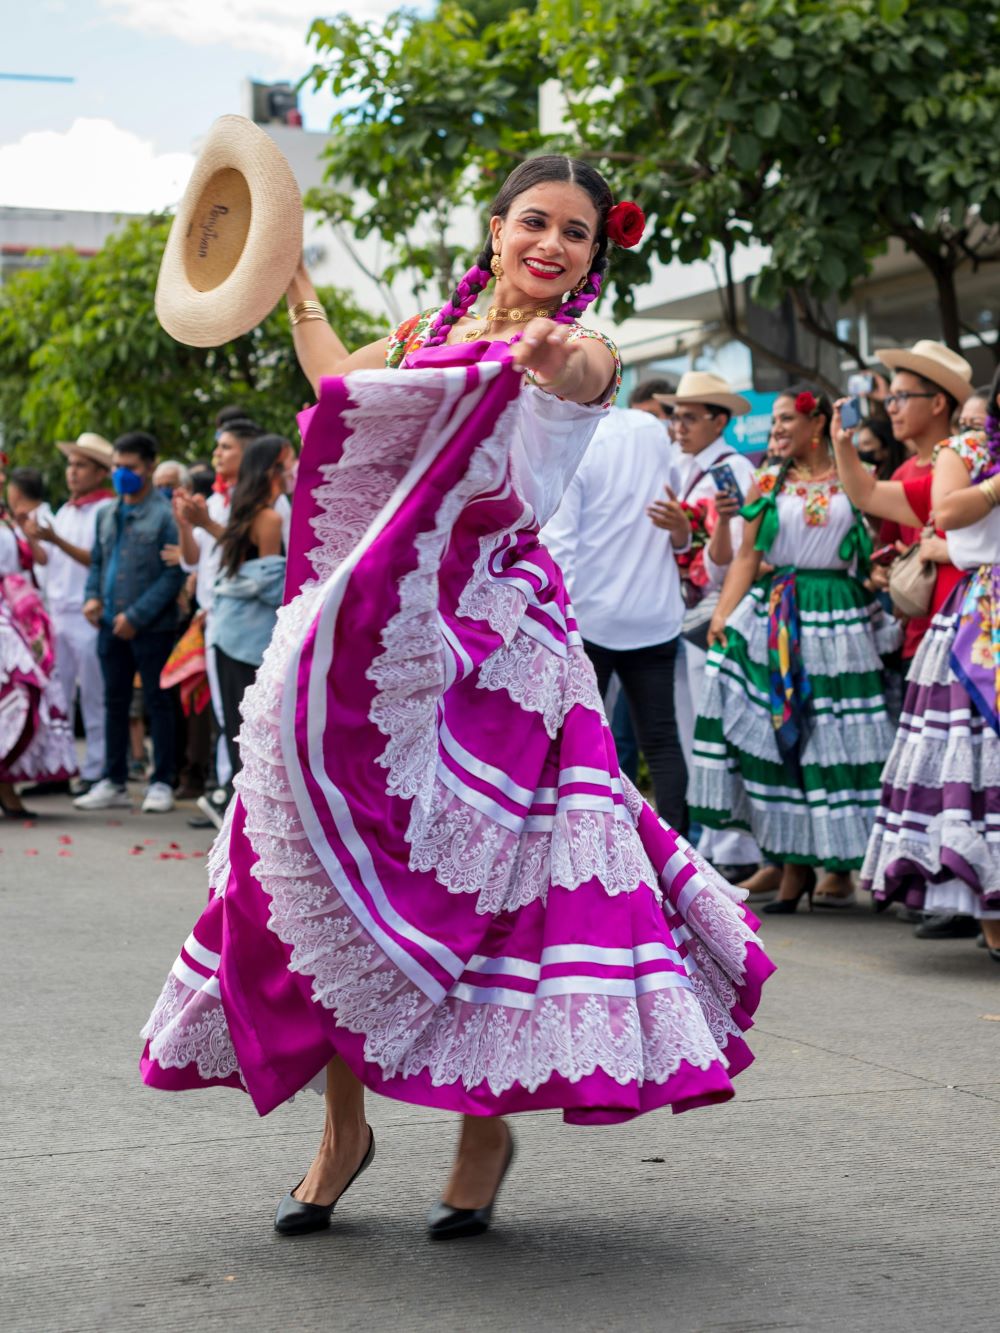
{"left": 919, "top": 255, "right": 962, "bottom": 352}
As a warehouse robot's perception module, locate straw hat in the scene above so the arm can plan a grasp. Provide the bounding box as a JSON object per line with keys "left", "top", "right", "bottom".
{"left": 155, "top": 115, "right": 304, "bottom": 348}
{"left": 56, "top": 432, "right": 114, "bottom": 469}
{"left": 874, "top": 340, "right": 973, "bottom": 405}
{"left": 654, "top": 371, "right": 751, "bottom": 416}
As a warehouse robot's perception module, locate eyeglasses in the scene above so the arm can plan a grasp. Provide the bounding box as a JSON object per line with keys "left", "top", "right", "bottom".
{"left": 883, "top": 392, "right": 937, "bottom": 409}
{"left": 671, "top": 411, "right": 720, "bottom": 428}
{"left": 956, "top": 419, "right": 984, "bottom": 432}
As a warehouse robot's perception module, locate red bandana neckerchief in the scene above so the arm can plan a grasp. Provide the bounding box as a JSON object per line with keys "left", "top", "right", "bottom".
{"left": 212, "top": 475, "right": 233, "bottom": 507}
{"left": 68, "top": 487, "right": 115, "bottom": 509}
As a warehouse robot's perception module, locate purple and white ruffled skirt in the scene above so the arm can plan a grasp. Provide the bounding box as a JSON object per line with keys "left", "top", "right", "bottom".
{"left": 861, "top": 576, "right": 1000, "bottom": 917}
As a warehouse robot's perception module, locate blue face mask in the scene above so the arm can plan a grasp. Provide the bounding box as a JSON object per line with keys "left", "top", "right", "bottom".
{"left": 112, "top": 465, "right": 144, "bottom": 496}
{"left": 157, "top": 485, "right": 174, "bottom": 501}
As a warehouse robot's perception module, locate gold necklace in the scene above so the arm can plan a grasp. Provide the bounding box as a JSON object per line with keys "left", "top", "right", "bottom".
{"left": 461, "top": 304, "right": 557, "bottom": 342}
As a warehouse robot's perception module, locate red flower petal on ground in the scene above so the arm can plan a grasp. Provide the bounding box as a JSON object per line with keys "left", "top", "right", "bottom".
{"left": 58, "top": 835, "right": 73, "bottom": 845}
{"left": 129, "top": 846, "right": 144, "bottom": 855}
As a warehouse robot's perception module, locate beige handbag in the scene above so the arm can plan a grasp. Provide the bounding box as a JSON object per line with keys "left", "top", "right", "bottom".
{"left": 888, "top": 543, "right": 936, "bottom": 619}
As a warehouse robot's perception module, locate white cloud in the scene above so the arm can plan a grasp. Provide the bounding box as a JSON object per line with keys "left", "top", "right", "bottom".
{"left": 0, "top": 119, "right": 195, "bottom": 212}
{"left": 100, "top": 0, "right": 398, "bottom": 75}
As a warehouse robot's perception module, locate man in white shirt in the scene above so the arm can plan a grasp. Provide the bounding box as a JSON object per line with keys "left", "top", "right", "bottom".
{"left": 544, "top": 405, "right": 692, "bottom": 833}
{"left": 647, "top": 371, "right": 760, "bottom": 880}
{"left": 21, "top": 434, "right": 115, "bottom": 793}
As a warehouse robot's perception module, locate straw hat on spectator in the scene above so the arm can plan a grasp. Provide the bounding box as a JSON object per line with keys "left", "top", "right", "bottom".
{"left": 56, "top": 433, "right": 114, "bottom": 468}
{"left": 655, "top": 371, "right": 751, "bottom": 416}
{"left": 874, "top": 340, "right": 974, "bottom": 405}
{"left": 155, "top": 115, "right": 303, "bottom": 348}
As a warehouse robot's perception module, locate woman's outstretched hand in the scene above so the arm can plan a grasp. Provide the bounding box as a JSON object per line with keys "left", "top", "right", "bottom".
{"left": 510, "top": 319, "right": 585, "bottom": 393}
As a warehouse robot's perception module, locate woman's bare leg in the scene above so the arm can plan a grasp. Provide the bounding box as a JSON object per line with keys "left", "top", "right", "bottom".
{"left": 982, "top": 919, "right": 1000, "bottom": 950}
{"left": 440, "top": 1115, "right": 511, "bottom": 1209}
{"left": 293, "top": 1055, "right": 370, "bottom": 1205}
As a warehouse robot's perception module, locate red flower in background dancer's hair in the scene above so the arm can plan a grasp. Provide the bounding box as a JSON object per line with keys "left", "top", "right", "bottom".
{"left": 795, "top": 391, "right": 818, "bottom": 416}
{"left": 607, "top": 201, "right": 646, "bottom": 248}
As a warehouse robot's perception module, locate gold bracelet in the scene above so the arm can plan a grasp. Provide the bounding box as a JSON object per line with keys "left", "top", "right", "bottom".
{"left": 982, "top": 477, "right": 999, "bottom": 508}
{"left": 289, "top": 300, "right": 329, "bottom": 327}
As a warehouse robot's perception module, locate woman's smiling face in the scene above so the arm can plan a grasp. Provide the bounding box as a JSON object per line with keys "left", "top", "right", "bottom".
{"left": 490, "top": 180, "right": 599, "bottom": 304}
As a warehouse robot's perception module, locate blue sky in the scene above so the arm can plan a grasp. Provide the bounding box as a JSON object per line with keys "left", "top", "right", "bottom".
{"left": 0, "top": 0, "right": 397, "bottom": 210}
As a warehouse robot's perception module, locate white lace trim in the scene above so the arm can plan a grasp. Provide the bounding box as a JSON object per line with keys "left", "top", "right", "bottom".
{"left": 692, "top": 759, "right": 879, "bottom": 864}
{"left": 477, "top": 636, "right": 605, "bottom": 739}
{"left": 697, "top": 665, "right": 897, "bottom": 768}
{"left": 142, "top": 974, "right": 242, "bottom": 1084}
{"left": 862, "top": 810, "right": 1000, "bottom": 896}
{"left": 404, "top": 772, "right": 654, "bottom": 914}
{"left": 731, "top": 582, "right": 902, "bottom": 674}
{"left": 394, "top": 987, "right": 723, "bottom": 1095}
{"left": 365, "top": 396, "right": 517, "bottom": 810}
{"left": 456, "top": 522, "right": 529, "bottom": 644}
{"left": 306, "top": 378, "right": 445, "bottom": 584}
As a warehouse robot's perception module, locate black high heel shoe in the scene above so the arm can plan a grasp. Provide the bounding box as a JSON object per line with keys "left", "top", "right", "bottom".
{"left": 762, "top": 869, "right": 816, "bottom": 915}
{"left": 427, "top": 1124, "right": 515, "bottom": 1241}
{"left": 274, "top": 1127, "right": 375, "bottom": 1236}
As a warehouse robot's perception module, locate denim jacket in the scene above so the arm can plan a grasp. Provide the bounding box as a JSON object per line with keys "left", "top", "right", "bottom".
{"left": 84, "top": 490, "right": 185, "bottom": 633}
{"left": 206, "top": 555, "right": 285, "bottom": 666}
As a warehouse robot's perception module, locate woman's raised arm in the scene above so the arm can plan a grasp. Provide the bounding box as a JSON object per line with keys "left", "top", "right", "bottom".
{"left": 831, "top": 400, "right": 922, "bottom": 528}
{"left": 286, "top": 261, "right": 390, "bottom": 395}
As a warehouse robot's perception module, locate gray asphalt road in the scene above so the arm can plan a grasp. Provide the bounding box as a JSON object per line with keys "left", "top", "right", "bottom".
{"left": 2, "top": 795, "right": 997, "bottom": 1333}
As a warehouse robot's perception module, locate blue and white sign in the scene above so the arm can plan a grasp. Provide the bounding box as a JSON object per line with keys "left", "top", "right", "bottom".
{"left": 723, "top": 390, "right": 779, "bottom": 455}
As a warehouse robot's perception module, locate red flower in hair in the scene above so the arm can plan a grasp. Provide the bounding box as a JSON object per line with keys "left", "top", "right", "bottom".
{"left": 795, "top": 391, "right": 818, "bottom": 416}
{"left": 607, "top": 201, "right": 645, "bottom": 249}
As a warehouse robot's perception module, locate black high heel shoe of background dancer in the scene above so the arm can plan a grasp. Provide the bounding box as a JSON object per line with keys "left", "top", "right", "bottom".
{"left": 763, "top": 870, "right": 816, "bottom": 915}
{"left": 427, "top": 1125, "right": 515, "bottom": 1241}
{"left": 274, "top": 1127, "right": 375, "bottom": 1236}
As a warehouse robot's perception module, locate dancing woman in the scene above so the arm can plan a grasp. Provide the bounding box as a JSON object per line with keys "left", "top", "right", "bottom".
{"left": 690, "top": 387, "right": 901, "bottom": 911}
{"left": 832, "top": 381, "right": 1000, "bottom": 956}
{"left": 141, "top": 156, "right": 774, "bottom": 1239}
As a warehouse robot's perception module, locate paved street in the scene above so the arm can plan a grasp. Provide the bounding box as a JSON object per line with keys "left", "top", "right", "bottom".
{"left": 2, "top": 795, "right": 998, "bottom": 1333}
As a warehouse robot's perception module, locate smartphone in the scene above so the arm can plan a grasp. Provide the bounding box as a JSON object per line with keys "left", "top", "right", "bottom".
{"left": 840, "top": 396, "right": 864, "bottom": 430}
{"left": 871, "top": 544, "right": 899, "bottom": 567}
{"left": 709, "top": 461, "right": 744, "bottom": 506}
{"left": 847, "top": 372, "right": 874, "bottom": 397}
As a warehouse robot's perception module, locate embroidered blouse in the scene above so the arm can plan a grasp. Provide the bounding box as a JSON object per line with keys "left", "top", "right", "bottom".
{"left": 744, "top": 465, "right": 871, "bottom": 573}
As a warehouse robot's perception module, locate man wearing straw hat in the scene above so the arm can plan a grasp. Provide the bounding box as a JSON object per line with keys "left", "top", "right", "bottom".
{"left": 647, "top": 371, "right": 762, "bottom": 884}
{"left": 22, "top": 433, "right": 115, "bottom": 795}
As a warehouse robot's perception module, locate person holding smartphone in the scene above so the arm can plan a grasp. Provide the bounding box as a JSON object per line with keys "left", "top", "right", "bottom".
{"left": 645, "top": 372, "right": 762, "bottom": 887}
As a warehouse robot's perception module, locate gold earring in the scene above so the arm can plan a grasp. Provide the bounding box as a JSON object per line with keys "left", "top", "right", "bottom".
{"left": 570, "top": 277, "right": 587, "bottom": 297}
{"left": 490, "top": 254, "right": 504, "bottom": 280}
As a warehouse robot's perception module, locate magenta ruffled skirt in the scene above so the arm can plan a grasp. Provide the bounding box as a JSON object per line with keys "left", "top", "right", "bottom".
{"left": 141, "top": 345, "right": 774, "bottom": 1124}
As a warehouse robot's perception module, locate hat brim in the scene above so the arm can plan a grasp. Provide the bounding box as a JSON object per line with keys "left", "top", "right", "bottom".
{"left": 156, "top": 115, "right": 304, "bottom": 349}
{"left": 653, "top": 391, "right": 751, "bottom": 416}
{"left": 57, "top": 441, "right": 112, "bottom": 468}
{"left": 875, "top": 348, "right": 973, "bottom": 405}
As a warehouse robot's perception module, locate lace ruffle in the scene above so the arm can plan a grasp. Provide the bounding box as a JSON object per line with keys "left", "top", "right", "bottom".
{"left": 142, "top": 974, "right": 241, "bottom": 1084}
{"left": 476, "top": 636, "right": 605, "bottom": 739}
{"left": 404, "top": 771, "right": 654, "bottom": 914}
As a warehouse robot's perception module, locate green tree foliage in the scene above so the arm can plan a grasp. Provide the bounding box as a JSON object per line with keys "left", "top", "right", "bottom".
{"left": 0, "top": 216, "right": 386, "bottom": 480}
{"left": 307, "top": 0, "right": 1000, "bottom": 370}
